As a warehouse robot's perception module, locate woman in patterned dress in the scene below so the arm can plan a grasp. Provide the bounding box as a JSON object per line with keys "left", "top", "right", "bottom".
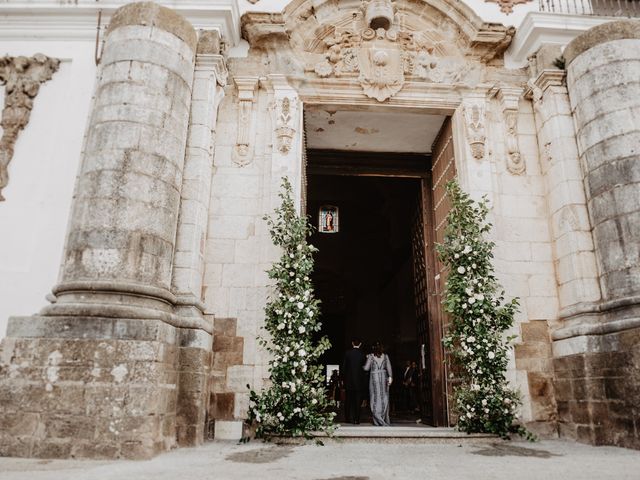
{"left": 363, "top": 342, "right": 393, "bottom": 426}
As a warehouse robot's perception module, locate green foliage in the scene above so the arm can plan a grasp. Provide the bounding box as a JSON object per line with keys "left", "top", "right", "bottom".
{"left": 247, "top": 178, "right": 335, "bottom": 438}
{"left": 436, "top": 180, "right": 533, "bottom": 440}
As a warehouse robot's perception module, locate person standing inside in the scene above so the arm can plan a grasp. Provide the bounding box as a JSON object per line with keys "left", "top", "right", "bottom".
{"left": 364, "top": 342, "right": 393, "bottom": 426}
{"left": 343, "top": 338, "right": 366, "bottom": 424}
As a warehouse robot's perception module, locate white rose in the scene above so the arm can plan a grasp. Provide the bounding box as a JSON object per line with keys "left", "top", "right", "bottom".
{"left": 457, "top": 266, "right": 466, "bottom": 274}
{"left": 468, "top": 297, "right": 476, "bottom": 304}
{"left": 298, "top": 349, "right": 306, "bottom": 357}
{"left": 298, "top": 326, "right": 306, "bottom": 334}
{"left": 467, "top": 336, "right": 475, "bottom": 343}
{"left": 488, "top": 351, "right": 495, "bottom": 359}
{"left": 297, "top": 302, "right": 304, "bottom": 310}
{"left": 311, "top": 398, "right": 318, "bottom": 405}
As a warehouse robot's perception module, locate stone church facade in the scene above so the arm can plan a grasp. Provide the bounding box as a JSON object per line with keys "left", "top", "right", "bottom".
{"left": 0, "top": 0, "right": 638, "bottom": 459}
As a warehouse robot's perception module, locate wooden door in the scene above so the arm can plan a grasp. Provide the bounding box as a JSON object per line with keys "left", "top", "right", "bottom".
{"left": 427, "top": 117, "right": 457, "bottom": 426}
{"left": 411, "top": 195, "right": 433, "bottom": 424}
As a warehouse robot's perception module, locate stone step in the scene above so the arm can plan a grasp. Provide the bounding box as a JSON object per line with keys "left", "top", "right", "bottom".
{"left": 309, "top": 426, "right": 498, "bottom": 444}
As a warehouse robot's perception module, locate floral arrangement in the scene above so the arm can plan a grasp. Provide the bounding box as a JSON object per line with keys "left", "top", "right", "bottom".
{"left": 436, "top": 180, "right": 532, "bottom": 440}
{"left": 247, "top": 178, "right": 335, "bottom": 438}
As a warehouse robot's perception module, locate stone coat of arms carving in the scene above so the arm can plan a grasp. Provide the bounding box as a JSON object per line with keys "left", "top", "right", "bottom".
{"left": 312, "top": 0, "right": 474, "bottom": 102}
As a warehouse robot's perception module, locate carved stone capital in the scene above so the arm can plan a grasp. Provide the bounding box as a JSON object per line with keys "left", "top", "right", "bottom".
{"left": 497, "top": 86, "right": 525, "bottom": 175}
{"left": 0, "top": 54, "right": 60, "bottom": 201}
{"left": 195, "top": 54, "right": 228, "bottom": 87}
{"left": 233, "top": 76, "right": 260, "bottom": 166}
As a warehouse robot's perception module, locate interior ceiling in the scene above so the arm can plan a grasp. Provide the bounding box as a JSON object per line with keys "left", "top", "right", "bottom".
{"left": 305, "top": 108, "right": 446, "bottom": 154}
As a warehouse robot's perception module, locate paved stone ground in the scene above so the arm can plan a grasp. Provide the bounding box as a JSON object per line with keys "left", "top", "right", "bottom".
{"left": 1, "top": 439, "right": 639, "bottom": 480}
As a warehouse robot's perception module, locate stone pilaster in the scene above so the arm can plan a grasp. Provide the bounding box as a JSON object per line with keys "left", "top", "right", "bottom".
{"left": 172, "top": 30, "right": 227, "bottom": 447}
{"left": 557, "top": 21, "right": 640, "bottom": 449}
{"left": 526, "top": 46, "right": 601, "bottom": 326}
{"left": 0, "top": 2, "right": 199, "bottom": 459}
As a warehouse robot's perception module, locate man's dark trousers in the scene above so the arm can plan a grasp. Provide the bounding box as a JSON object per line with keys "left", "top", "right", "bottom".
{"left": 343, "top": 346, "right": 365, "bottom": 424}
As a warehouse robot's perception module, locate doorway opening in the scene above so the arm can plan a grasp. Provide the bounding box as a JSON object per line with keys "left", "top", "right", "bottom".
{"left": 303, "top": 107, "right": 456, "bottom": 427}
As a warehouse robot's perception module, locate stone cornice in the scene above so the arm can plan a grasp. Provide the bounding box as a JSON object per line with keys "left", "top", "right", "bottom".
{"left": 524, "top": 69, "right": 566, "bottom": 100}
{"left": 0, "top": 0, "right": 241, "bottom": 46}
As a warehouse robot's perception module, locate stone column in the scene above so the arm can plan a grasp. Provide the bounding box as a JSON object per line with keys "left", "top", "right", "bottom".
{"left": 0, "top": 3, "right": 198, "bottom": 459}
{"left": 559, "top": 20, "right": 640, "bottom": 448}
{"left": 172, "top": 30, "right": 227, "bottom": 447}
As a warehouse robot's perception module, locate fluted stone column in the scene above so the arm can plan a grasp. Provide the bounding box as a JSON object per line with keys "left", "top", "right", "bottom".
{"left": 559, "top": 20, "right": 640, "bottom": 449}
{"left": 0, "top": 3, "right": 198, "bottom": 459}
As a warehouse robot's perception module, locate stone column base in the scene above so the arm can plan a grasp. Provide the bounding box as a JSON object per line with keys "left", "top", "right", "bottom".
{"left": 553, "top": 324, "right": 640, "bottom": 449}
{"left": 0, "top": 316, "right": 182, "bottom": 459}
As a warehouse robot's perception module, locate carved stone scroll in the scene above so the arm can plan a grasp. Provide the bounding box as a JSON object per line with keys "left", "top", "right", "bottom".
{"left": 498, "top": 87, "right": 525, "bottom": 175}
{"left": 233, "top": 76, "right": 259, "bottom": 166}
{"left": 0, "top": 54, "right": 60, "bottom": 201}
{"left": 462, "top": 98, "right": 486, "bottom": 160}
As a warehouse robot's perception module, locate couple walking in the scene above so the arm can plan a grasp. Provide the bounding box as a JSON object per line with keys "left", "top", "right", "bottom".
{"left": 343, "top": 338, "right": 393, "bottom": 426}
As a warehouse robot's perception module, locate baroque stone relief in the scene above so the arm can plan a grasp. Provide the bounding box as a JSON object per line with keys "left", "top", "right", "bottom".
{"left": 233, "top": 76, "right": 259, "bottom": 167}
{"left": 272, "top": 96, "right": 297, "bottom": 155}
{"left": 462, "top": 100, "right": 486, "bottom": 160}
{"left": 241, "top": 0, "right": 514, "bottom": 103}
{"left": 497, "top": 87, "right": 525, "bottom": 175}
{"left": 309, "top": 0, "right": 479, "bottom": 102}
{"left": 485, "top": 0, "right": 533, "bottom": 14}
{"left": 0, "top": 54, "right": 60, "bottom": 201}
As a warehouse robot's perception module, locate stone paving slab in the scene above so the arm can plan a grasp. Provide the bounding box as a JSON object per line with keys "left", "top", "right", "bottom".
{"left": 1, "top": 439, "right": 640, "bottom": 480}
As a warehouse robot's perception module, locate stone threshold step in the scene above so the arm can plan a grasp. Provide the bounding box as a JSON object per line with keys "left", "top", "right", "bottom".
{"left": 271, "top": 427, "right": 497, "bottom": 445}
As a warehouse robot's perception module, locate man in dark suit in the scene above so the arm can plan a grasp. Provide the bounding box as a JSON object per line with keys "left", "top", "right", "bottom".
{"left": 342, "top": 337, "right": 365, "bottom": 424}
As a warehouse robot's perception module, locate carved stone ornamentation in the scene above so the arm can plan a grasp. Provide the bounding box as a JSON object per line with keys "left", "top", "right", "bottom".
{"left": 462, "top": 100, "right": 486, "bottom": 160}
{"left": 310, "top": 0, "right": 473, "bottom": 102}
{"left": 273, "top": 96, "right": 297, "bottom": 155}
{"left": 497, "top": 87, "right": 525, "bottom": 175}
{"left": 0, "top": 54, "right": 60, "bottom": 201}
{"left": 485, "top": 0, "right": 533, "bottom": 14}
{"left": 232, "top": 76, "right": 259, "bottom": 166}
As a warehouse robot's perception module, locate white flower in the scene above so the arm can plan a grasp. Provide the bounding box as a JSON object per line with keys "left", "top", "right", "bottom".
{"left": 289, "top": 272, "right": 294, "bottom": 276}
{"left": 457, "top": 266, "right": 466, "bottom": 274}
{"left": 289, "top": 253, "right": 294, "bottom": 258}
{"left": 297, "top": 244, "right": 303, "bottom": 250}
{"left": 298, "top": 349, "right": 306, "bottom": 357}
{"left": 488, "top": 351, "right": 495, "bottom": 359}
{"left": 308, "top": 310, "right": 314, "bottom": 317}
{"left": 311, "top": 398, "right": 318, "bottom": 405}
{"left": 471, "top": 263, "right": 477, "bottom": 269}
{"left": 481, "top": 399, "right": 487, "bottom": 406}
{"left": 277, "top": 323, "right": 285, "bottom": 330}
{"left": 465, "top": 287, "right": 473, "bottom": 295}
{"left": 476, "top": 293, "right": 484, "bottom": 301}
{"left": 463, "top": 245, "right": 472, "bottom": 254}
{"left": 504, "top": 398, "right": 511, "bottom": 405}
{"left": 297, "top": 302, "right": 304, "bottom": 310}
{"left": 290, "top": 384, "right": 296, "bottom": 392}
{"left": 298, "top": 326, "right": 306, "bottom": 334}
{"left": 462, "top": 303, "right": 467, "bottom": 310}
{"left": 454, "top": 253, "right": 460, "bottom": 259}
{"left": 466, "top": 412, "right": 472, "bottom": 418}
{"left": 467, "top": 336, "right": 476, "bottom": 343}
{"left": 468, "top": 297, "right": 476, "bottom": 304}
{"left": 294, "top": 407, "right": 301, "bottom": 413}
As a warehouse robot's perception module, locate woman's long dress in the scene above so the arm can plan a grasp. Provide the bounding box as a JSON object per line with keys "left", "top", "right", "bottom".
{"left": 363, "top": 354, "right": 393, "bottom": 426}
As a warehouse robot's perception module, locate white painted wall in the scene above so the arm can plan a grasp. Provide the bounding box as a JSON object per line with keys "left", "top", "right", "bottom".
{"left": 0, "top": 40, "right": 96, "bottom": 339}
